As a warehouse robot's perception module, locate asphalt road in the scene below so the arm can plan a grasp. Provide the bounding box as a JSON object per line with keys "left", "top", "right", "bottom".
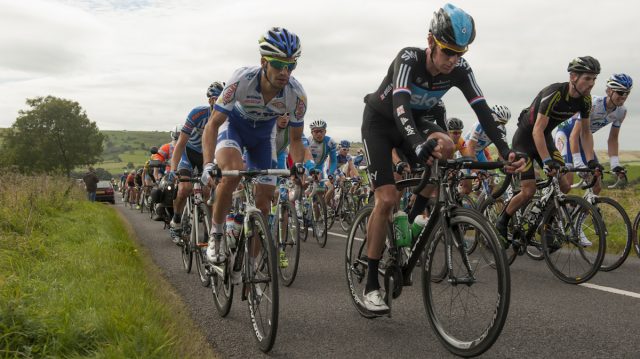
{"left": 114, "top": 198, "right": 640, "bottom": 358}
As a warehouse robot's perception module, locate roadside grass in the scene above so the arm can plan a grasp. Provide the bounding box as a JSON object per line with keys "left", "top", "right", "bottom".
{"left": 0, "top": 174, "right": 215, "bottom": 358}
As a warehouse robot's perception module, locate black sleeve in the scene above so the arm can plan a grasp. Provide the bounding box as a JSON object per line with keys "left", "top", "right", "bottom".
{"left": 391, "top": 48, "right": 425, "bottom": 150}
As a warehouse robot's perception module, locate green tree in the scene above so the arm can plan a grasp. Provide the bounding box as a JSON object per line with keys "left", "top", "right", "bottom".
{"left": 2, "top": 96, "right": 104, "bottom": 176}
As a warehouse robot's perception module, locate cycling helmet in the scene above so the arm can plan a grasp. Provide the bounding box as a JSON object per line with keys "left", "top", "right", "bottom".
{"left": 207, "top": 81, "right": 224, "bottom": 98}
{"left": 340, "top": 140, "right": 351, "bottom": 149}
{"left": 606, "top": 73, "right": 633, "bottom": 91}
{"left": 430, "top": 4, "right": 476, "bottom": 50}
{"left": 491, "top": 105, "right": 511, "bottom": 125}
{"left": 258, "top": 27, "right": 302, "bottom": 58}
{"left": 149, "top": 146, "right": 158, "bottom": 155}
{"left": 309, "top": 119, "right": 327, "bottom": 130}
{"left": 567, "top": 56, "right": 601, "bottom": 74}
{"left": 446, "top": 117, "right": 464, "bottom": 131}
{"left": 170, "top": 125, "right": 181, "bottom": 141}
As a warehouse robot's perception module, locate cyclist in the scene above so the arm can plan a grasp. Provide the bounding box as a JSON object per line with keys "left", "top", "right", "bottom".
{"left": 306, "top": 119, "right": 338, "bottom": 204}
{"left": 168, "top": 81, "right": 224, "bottom": 243}
{"left": 495, "top": 56, "right": 602, "bottom": 247}
{"left": 460, "top": 105, "right": 511, "bottom": 194}
{"left": 125, "top": 170, "right": 136, "bottom": 204}
{"left": 554, "top": 73, "right": 632, "bottom": 192}
{"left": 337, "top": 140, "right": 358, "bottom": 178}
{"left": 360, "top": 4, "right": 521, "bottom": 313}
{"left": 446, "top": 117, "right": 468, "bottom": 157}
{"left": 201, "top": 27, "right": 307, "bottom": 264}
{"left": 155, "top": 126, "right": 180, "bottom": 176}
{"left": 134, "top": 168, "right": 144, "bottom": 209}
{"left": 119, "top": 170, "right": 128, "bottom": 193}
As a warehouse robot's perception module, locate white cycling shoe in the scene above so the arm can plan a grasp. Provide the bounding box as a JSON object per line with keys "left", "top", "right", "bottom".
{"left": 363, "top": 289, "right": 389, "bottom": 314}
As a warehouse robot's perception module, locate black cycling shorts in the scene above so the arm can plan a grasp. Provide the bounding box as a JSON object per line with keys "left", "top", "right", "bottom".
{"left": 361, "top": 104, "right": 445, "bottom": 188}
{"left": 178, "top": 146, "right": 204, "bottom": 177}
{"left": 512, "top": 122, "right": 564, "bottom": 181}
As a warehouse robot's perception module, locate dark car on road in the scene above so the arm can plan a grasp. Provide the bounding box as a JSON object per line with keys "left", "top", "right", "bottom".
{"left": 96, "top": 180, "right": 115, "bottom": 204}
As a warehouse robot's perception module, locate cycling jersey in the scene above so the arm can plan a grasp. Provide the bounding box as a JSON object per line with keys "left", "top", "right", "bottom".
{"left": 308, "top": 135, "right": 337, "bottom": 175}
{"left": 463, "top": 121, "right": 507, "bottom": 154}
{"left": 214, "top": 66, "right": 306, "bottom": 185}
{"left": 156, "top": 142, "right": 174, "bottom": 172}
{"left": 182, "top": 106, "right": 211, "bottom": 153}
{"left": 554, "top": 95, "right": 626, "bottom": 165}
{"left": 364, "top": 47, "right": 509, "bottom": 158}
{"left": 275, "top": 125, "right": 290, "bottom": 169}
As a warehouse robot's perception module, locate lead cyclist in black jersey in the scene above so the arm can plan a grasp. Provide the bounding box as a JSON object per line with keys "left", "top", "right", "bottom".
{"left": 360, "top": 3, "right": 524, "bottom": 313}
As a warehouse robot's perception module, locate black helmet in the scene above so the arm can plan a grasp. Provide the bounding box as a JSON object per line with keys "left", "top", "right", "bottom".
{"left": 446, "top": 117, "right": 464, "bottom": 131}
{"left": 567, "top": 56, "right": 601, "bottom": 74}
{"left": 430, "top": 4, "right": 475, "bottom": 51}
{"left": 149, "top": 146, "right": 158, "bottom": 155}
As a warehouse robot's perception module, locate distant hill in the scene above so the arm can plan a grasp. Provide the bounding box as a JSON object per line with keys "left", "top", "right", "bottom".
{"left": 96, "top": 130, "right": 171, "bottom": 175}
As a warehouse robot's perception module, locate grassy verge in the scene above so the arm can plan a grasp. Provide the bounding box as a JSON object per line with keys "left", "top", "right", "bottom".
{"left": 0, "top": 174, "right": 216, "bottom": 358}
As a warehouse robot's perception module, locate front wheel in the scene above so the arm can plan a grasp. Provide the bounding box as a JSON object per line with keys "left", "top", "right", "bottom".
{"left": 311, "top": 193, "right": 328, "bottom": 248}
{"left": 422, "top": 208, "right": 510, "bottom": 357}
{"left": 181, "top": 203, "right": 193, "bottom": 273}
{"left": 594, "top": 196, "right": 631, "bottom": 271}
{"left": 194, "top": 203, "right": 212, "bottom": 287}
{"left": 542, "top": 195, "right": 605, "bottom": 284}
{"left": 277, "top": 201, "right": 301, "bottom": 287}
{"left": 245, "top": 211, "right": 279, "bottom": 352}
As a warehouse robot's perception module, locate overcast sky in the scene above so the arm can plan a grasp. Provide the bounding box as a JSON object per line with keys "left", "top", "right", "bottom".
{"left": 0, "top": 0, "right": 637, "bottom": 149}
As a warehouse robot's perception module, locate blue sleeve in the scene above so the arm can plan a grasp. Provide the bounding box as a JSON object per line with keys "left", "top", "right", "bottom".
{"left": 277, "top": 151, "right": 287, "bottom": 169}
{"left": 328, "top": 145, "right": 337, "bottom": 175}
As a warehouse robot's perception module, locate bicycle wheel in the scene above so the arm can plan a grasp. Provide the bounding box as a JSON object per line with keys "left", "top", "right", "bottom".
{"left": 541, "top": 195, "right": 605, "bottom": 284}
{"left": 340, "top": 194, "right": 355, "bottom": 232}
{"left": 312, "top": 193, "right": 328, "bottom": 248}
{"left": 594, "top": 196, "right": 632, "bottom": 271}
{"left": 194, "top": 203, "right": 212, "bottom": 287}
{"left": 422, "top": 207, "right": 510, "bottom": 357}
{"left": 244, "top": 210, "right": 279, "bottom": 352}
{"left": 327, "top": 195, "right": 338, "bottom": 230}
{"left": 139, "top": 193, "right": 145, "bottom": 213}
{"left": 211, "top": 254, "right": 234, "bottom": 317}
{"left": 181, "top": 203, "right": 193, "bottom": 273}
{"left": 633, "top": 211, "right": 640, "bottom": 257}
{"left": 299, "top": 200, "right": 309, "bottom": 242}
{"left": 277, "top": 201, "right": 300, "bottom": 287}
{"left": 344, "top": 205, "right": 379, "bottom": 318}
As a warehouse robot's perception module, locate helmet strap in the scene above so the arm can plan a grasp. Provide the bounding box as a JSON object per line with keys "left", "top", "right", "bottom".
{"left": 570, "top": 73, "right": 586, "bottom": 97}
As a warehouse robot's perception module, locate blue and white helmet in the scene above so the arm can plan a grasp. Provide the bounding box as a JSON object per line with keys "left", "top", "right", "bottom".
{"left": 340, "top": 140, "right": 351, "bottom": 149}
{"left": 607, "top": 73, "right": 633, "bottom": 91}
{"left": 207, "top": 81, "right": 224, "bottom": 98}
{"left": 259, "top": 27, "right": 302, "bottom": 58}
{"left": 309, "top": 119, "right": 327, "bottom": 130}
{"left": 430, "top": 3, "right": 475, "bottom": 50}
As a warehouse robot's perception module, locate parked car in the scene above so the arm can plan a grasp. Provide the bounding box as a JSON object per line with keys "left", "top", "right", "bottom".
{"left": 96, "top": 180, "right": 115, "bottom": 204}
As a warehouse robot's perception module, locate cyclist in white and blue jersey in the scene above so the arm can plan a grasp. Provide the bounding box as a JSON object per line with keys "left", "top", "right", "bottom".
{"left": 460, "top": 104, "right": 510, "bottom": 194}
{"left": 201, "top": 27, "right": 308, "bottom": 264}
{"left": 554, "top": 73, "right": 632, "bottom": 194}
{"left": 168, "top": 81, "right": 224, "bottom": 242}
{"left": 306, "top": 119, "right": 339, "bottom": 203}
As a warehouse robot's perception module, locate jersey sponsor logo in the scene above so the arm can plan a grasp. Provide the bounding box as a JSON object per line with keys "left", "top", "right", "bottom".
{"left": 190, "top": 109, "right": 208, "bottom": 121}
{"left": 396, "top": 106, "right": 405, "bottom": 117}
{"left": 223, "top": 82, "right": 239, "bottom": 105}
{"left": 379, "top": 83, "right": 393, "bottom": 101}
{"left": 404, "top": 125, "right": 416, "bottom": 136}
{"left": 271, "top": 101, "right": 285, "bottom": 109}
{"left": 401, "top": 50, "right": 418, "bottom": 62}
{"left": 410, "top": 93, "right": 441, "bottom": 108}
{"left": 399, "top": 116, "right": 409, "bottom": 125}
{"left": 294, "top": 97, "right": 306, "bottom": 120}
{"left": 430, "top": 80, "right": 450, "bottom": 90}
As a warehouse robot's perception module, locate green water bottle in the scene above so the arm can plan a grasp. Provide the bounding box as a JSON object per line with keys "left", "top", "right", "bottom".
{"left": 411, "top": 214, "right": 429, "bottom": 241}
{"left": 393, "top": 210, "right": 411, "bottom": 247}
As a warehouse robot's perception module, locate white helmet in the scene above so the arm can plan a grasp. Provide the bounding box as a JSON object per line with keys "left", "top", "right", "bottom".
{"left": 309, "top": 119, "right": 327, "bottom": 130}
{"left": 491, "top": 105, "right": 511, "bottom": 125}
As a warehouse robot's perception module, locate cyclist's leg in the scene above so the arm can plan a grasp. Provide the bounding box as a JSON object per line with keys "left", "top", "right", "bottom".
{"left": 173, "top": 150, "right": 196, "bottom": 226}
{"left": 555, "top": 128, "right": 576, "bottom": 187}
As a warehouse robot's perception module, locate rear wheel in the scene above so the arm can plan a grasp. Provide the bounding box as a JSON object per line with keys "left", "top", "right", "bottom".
{"left": 181, "top": 203, "right": 193, "bottom": 273}
{"left": 594, "top": 196, "right": 631, "bottom": 271}
{"left": 312, "top": 193, "right": 328, "bottom": 248}
{"left": 194, "top": 203, "right": 212, "bottom": 287}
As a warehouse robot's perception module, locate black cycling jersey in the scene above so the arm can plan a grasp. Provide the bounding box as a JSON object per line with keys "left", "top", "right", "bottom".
{"left": 364, "top": 46, "right": 510, "bottom": 158}
{"left": 517, "top": 82, "right": 591, "bottom": 136}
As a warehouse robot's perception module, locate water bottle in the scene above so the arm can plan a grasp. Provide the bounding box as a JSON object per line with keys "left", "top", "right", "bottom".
{"left": 225, "top": 214, "right": 242, "bottom": 249}
{"left": 393, "top": 210, "right": 411, "bottom": 247}
{"left": 411, "top": 214, "right": 429, "bottom": 241}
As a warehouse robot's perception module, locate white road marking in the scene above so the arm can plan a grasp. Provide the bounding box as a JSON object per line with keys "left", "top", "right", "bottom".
{"left": 579, "top": 283, "right": 640, "bottom": 299}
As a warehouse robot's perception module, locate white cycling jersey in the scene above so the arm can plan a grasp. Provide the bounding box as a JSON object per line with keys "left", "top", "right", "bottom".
{"left": 463, "top": 122, "right": 506, "bottom": 152}
{"left": 557, "top": 95, "right": 626, "bottom": 134}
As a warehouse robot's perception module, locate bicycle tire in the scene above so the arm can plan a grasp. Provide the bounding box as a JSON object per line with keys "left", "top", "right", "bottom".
{"left": 245, "top": 210, "right": 279, "bottom": 352}
{"left": 632, "top": 211, "right": 640, "bottom": 257}
{"left": 277, "top": 201, "right": 301, "bottom": 287}
{"left": 594, "top": 196, "right": 632, "bottom": 271}
{"left": 194, "top": 203, "right": 212, "bottom": 287}
{"left": 541, "top": 195, "right": 605, "bottom": 284}
{"left": 181, "top": 202, "right": 193, "bottom": 273}
{"left": 300, "top": 200, "right": 309, "bottom": 242}
{"left": 312, "top": 193, "right": 328, "bottom": 248}
{"left": 327, "top": 194, "right": 338, "bottom": 230}
{"left": 422, "top": 207, "right": 510, "bottom": 357}
{"left": 344, "top": 205, "right": 379, "bottom": 318}
{"left": 211, "top": 252, "right": 234, "bottom": 317}
{"left": 340, "top": 194, "right": 355, "bottom": 232}
{"left": 139, "top": 194, "right": 145, "bottom": 213}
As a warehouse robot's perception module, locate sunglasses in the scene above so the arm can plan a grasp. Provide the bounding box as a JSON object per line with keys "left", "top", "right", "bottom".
{"left": 449, "top": 130, "right": 462, "bottom": 135}
{"left": 614, "top": 90, "right": 630, "bottom": 96}
{"left": 434, "top": 37, "right": 467, "bottom": 57}
{"left": 264, "top": 56, "right": 297, "bottom": 71}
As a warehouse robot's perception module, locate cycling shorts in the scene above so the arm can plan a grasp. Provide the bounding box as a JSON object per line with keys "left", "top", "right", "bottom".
{"left": 512, "top": 126, "right": 564, "bottom": 180}
{"left": 177, "top": 146, "right": 203, "bottom": 177}
{"left": 553, "top": 128, "right": 597, "bottom": 168}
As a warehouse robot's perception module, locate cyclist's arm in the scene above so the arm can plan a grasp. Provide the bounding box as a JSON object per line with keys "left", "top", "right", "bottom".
{"left": 289, "top": 126, "right": 305, "bottom": 163}
{"left": 466, "top": 139, "right": 479, "bottom": 160}
{"left": 171, "top": 131, "right": 189, "bottom": 172}
{"left": 569, "top": 119, "right": 582, "bottom": 161}
{"left": 391, "top": 49, "right": 425, "bottom": 150}
{"left": 579, "top": 116, "right": 595, "bottom": 162}
{"left": 202, "top": 110, "right": 228, "bottom": 165}
{"left": 532, "top": 113, "right": 552, "bottom": 161}
{"left": 607, "top": 115, "right": 624, "bottom": 161}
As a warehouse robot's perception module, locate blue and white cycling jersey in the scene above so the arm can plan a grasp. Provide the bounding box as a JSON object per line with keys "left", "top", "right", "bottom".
{"left": 463, "top": 121, "right": 506, "bottom": 157}
{"left": 308, "top": 135, "right": 337, "bottom": 175}
{"left": 554, "top": 95, "right": 627, "bottom": 165}
{"left": 182, "top": 106, "right": 211, "bottom": 153}
{"left": 214, "top": 66, "right": 307, "bottom": 175}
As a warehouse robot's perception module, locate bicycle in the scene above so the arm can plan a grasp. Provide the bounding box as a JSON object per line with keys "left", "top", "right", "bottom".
{"left": 479, "top": 167, "right": 607, "bottom": 284}
{"left": 346, "top": 158, "right": 510, "bottom": 357}
{"left": 207, "top": 168, "right": 288, "bottom": 353}
{"left": 328, "top": 177, "right": 360, "bottom": 232}
{"left": 298, "top": 171, "right": 328, "bottom": 247}
{"left": 271, "top": 177, "right": 301, "bottom": 286}
{"left": 573, "top": 170, "right": 632, "bottom": 271}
